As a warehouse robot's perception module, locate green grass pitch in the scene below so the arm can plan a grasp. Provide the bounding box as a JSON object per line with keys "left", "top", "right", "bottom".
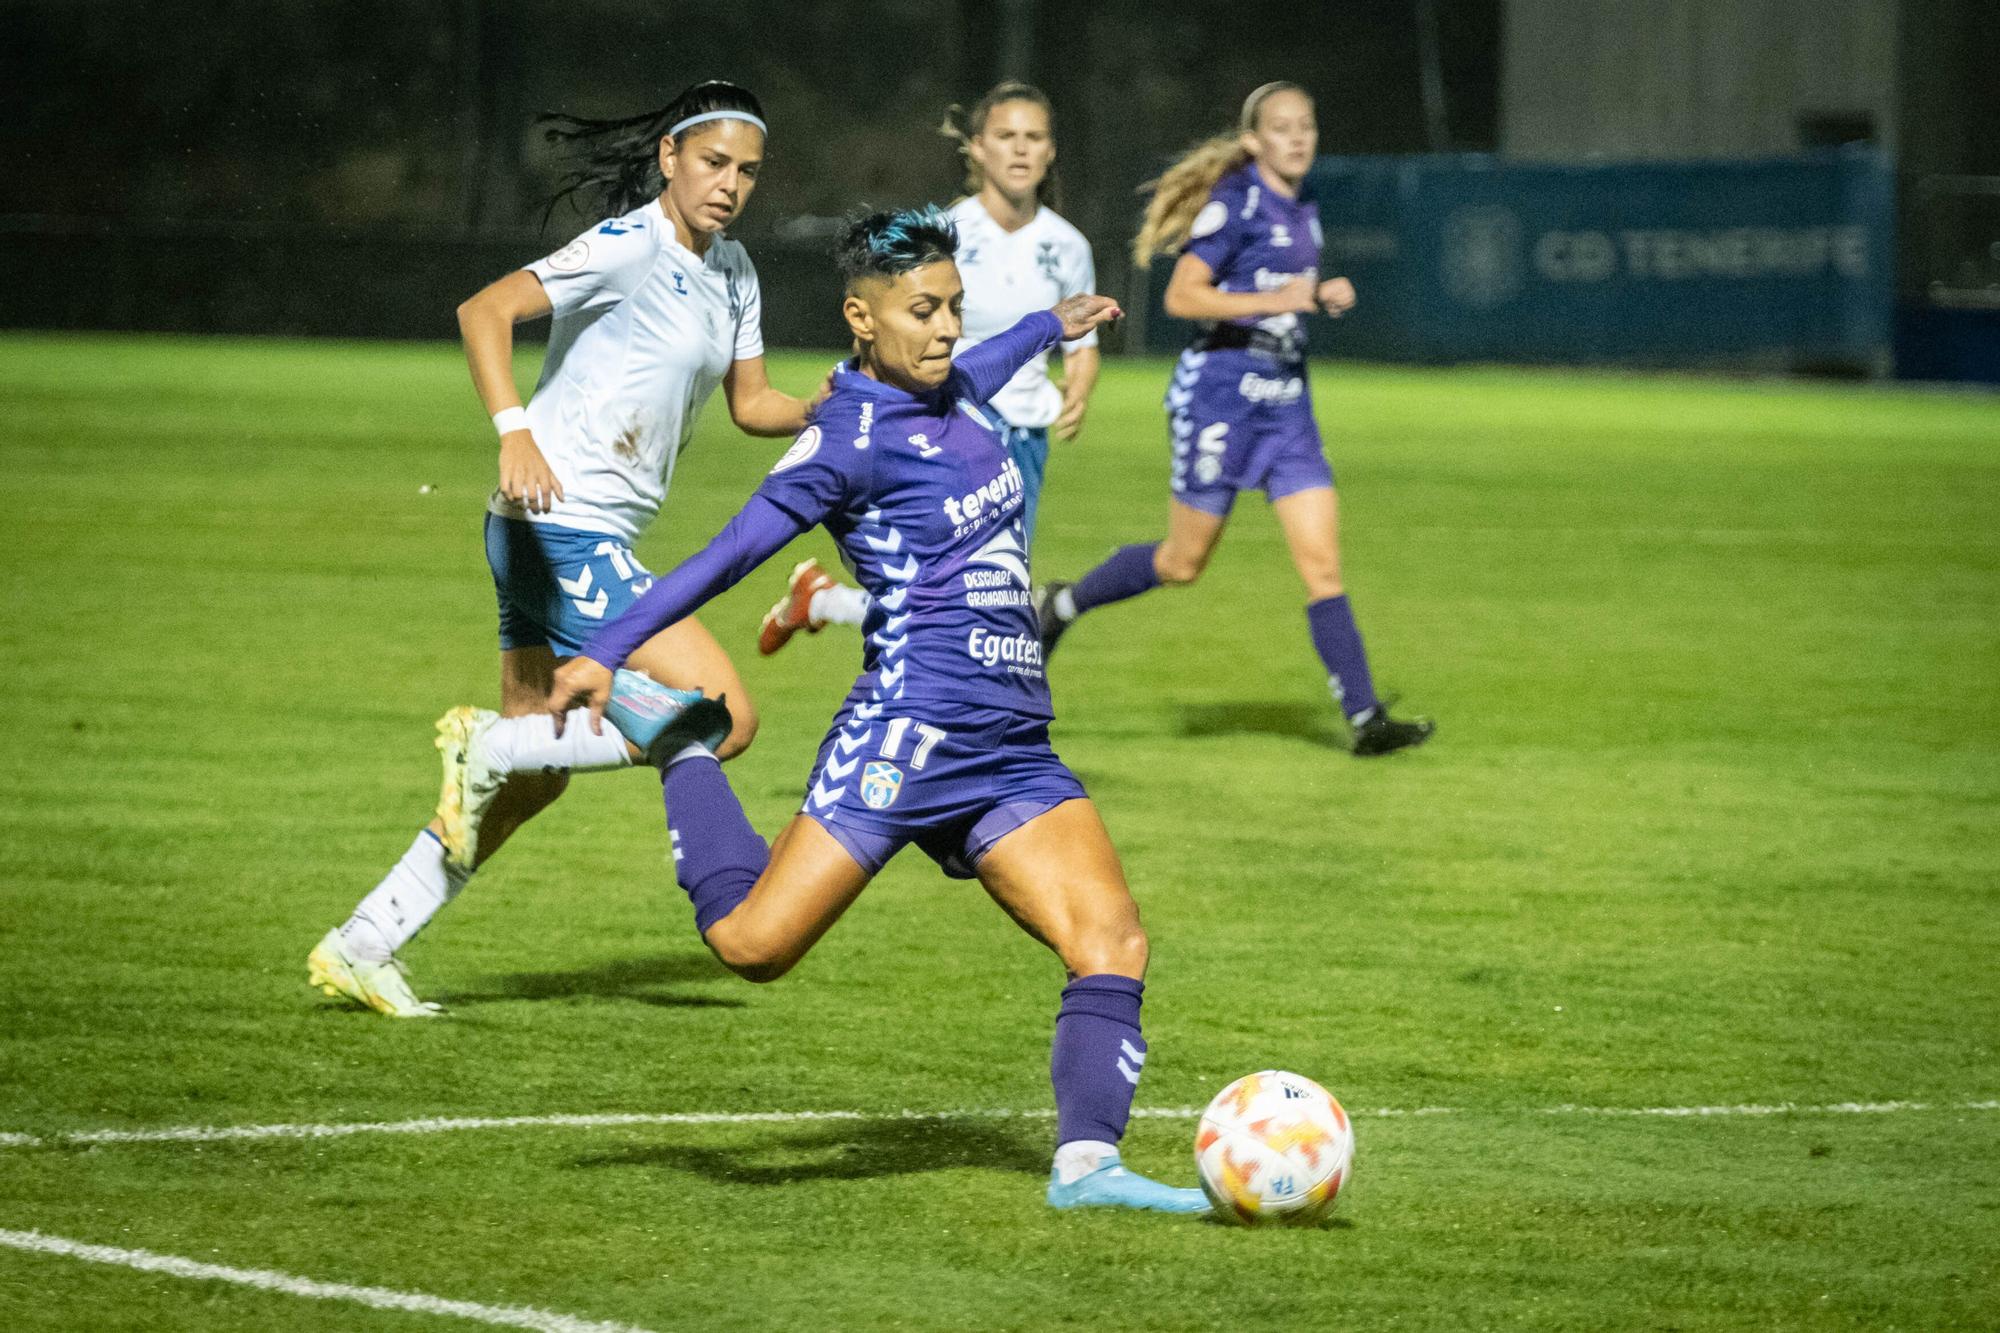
{"left": 1, "top": 333, "right": 1997, "bottom": 1329}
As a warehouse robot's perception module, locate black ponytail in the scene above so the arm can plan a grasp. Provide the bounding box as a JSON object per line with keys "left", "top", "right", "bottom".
{"left": 538, "top": 80, "right": 766, "bottom": 226}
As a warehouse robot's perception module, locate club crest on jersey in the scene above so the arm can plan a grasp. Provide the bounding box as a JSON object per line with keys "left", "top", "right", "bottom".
{"left": 669, "top": 270, "right": 689, "bottom": 295}
{"left": 962, "top": 526, "right": 1031, "bottom": 608}
{"left": 860, "top": 761, "right": 903, "bottom": 809}
{"left": 770, "top": 425, "right": 822, "bottom": 473}
{"left": 1271, "top": 224, "right": 1293, "bottom": 248}
{"left": 908, "top": 432, "right": 941, "bottom": 458}
{"left": 1036, "top": 240, "right": 1061, "bottom": 282}
{"left": 966, "top": 526, "right": 1030, "bottom": 589}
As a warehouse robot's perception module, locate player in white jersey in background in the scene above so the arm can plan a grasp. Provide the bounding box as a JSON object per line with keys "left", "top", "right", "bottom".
{"left": 756, "top": 82, "right": 1099, "bottom": 656}
{"left": 308, "top": 81, "right": 821, "bottom": 1017}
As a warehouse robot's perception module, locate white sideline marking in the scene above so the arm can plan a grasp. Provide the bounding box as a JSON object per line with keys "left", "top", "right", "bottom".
{"left": 1538, "top": 1099, "right": 2000, "bottom": 1119}
{"left": 2, "top": 1099, "right": 1994, "bottom": 1151}
{"left": 0, "top": 1228, "right": 656, "bottom": 1333}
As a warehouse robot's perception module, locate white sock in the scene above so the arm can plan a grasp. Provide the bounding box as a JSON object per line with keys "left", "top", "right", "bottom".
{"left": 665, "top": 742, "right": 716, "bottom": 770}
{"left": 1053, "top": 1139, "right": 1120, "bottom": 1184}
{"left": 810, "top": 584, "right": 871, "bottom": 627}
{"left": 339, "top": 831, "right": 471, "bottom": 962}
{"left": 483, "top": 710, "right": 634, "bottom": 774}
{"left": 1052, "top": 587, "right": 1079, "bottom": 622}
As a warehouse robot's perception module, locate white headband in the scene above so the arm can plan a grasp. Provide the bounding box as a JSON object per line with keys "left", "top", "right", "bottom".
{"left": 667, "top": 110, "right": 767, "bottom": 140}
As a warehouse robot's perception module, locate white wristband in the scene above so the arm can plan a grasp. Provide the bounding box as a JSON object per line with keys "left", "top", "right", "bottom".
{"left": 492, "top": 406, "right": 530, "bottom": 437}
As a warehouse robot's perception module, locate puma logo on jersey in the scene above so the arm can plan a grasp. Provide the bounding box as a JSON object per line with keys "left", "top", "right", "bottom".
{"left": 909, "top": 432, "right": 941, "bottom": 458}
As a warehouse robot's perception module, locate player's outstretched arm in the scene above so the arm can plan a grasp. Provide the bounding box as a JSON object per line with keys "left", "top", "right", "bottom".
{"left": 1051, "top": 293, "right": 1122, "bottom": 342}
{"left": 549, "top": 495, "right": 808, "bottom": 731}
{"left": 952, "top": 299, "right": 1119, "bottom": 407}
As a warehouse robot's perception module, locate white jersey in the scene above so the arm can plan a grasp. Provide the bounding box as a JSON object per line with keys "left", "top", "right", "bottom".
{"left": 946, "top": 196, "right": 1095, "bottom": 430}
{"left": 493, "top": 198, "right": 764, "bottom": 542}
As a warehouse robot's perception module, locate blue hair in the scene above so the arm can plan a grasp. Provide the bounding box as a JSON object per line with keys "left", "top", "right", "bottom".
{"left": 834, "top": 206, "right": 959, "bottom": 287}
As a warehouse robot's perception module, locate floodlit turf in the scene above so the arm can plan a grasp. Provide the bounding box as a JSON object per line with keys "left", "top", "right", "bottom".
{"left": 2, "top": 332, "right": 1997, "bottom": 1330}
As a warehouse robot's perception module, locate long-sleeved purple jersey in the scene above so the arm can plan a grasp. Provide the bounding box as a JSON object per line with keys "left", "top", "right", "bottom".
{"left": 582, "top": 310, "right": 1066, "bottom": 718}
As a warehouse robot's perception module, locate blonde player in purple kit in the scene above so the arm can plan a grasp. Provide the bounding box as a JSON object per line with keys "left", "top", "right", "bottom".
{"left": 546, "top": 208, "right": 1209, "bottom": 1214}
{"left": 1039, "top": 82, "right": 1435, "bottom": 756}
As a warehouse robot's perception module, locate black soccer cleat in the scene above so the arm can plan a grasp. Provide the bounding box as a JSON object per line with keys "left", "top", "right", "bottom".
{"left": 1350, "top": 705, "right": 1435, "bottom": 757}
{"left": 1036, "top": 580, "right": 1076, "bottom": 659}
{"left": 644, "top": 695, "right": 735, "bottom": 768}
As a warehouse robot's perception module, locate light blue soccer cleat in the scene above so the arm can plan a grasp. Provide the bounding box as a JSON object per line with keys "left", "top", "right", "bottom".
{"left": 604, "top": 669, "right": 734, "bottom": 767}
{"left": 1046, "top": 1155, "right": 1212, "bottom": 1214}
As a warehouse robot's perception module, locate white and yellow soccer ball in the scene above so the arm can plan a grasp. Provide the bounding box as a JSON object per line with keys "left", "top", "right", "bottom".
{"left": 1195, "top": 1070, "right": 1354, "bottom": 1225}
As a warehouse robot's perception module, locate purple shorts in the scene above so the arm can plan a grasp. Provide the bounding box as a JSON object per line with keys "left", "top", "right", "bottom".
{"left": 1167, "top": 348, "right": 1335, "bottom": 516}
{"left": 800, "top": 699, "right": 1087, "bottom": 880}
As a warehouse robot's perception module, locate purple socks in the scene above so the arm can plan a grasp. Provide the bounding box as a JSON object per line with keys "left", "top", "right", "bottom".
{"left": 1069, "top": 543, "right": 1161, "bottom": 616}
{"left": 1306, "top": 594, "right": 1379, "bottom": 720}
{"left": 1050, "top": 973, "right": 1147, "bottom": 1145}
{"left": 662, "top": 755, "right": 768, "bottom": 934}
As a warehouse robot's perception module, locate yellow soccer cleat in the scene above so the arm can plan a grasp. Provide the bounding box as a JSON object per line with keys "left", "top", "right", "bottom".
{"left": 307, "top": 928, "right": 443, "bottom": 1018}
{"left": 433, "top": 705, "right": 505, "bottom": 872}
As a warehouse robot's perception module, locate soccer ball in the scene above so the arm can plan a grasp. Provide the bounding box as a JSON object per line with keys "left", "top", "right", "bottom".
{"left": 1195, "top": 1070, "right": 1354, "bottom": 1225}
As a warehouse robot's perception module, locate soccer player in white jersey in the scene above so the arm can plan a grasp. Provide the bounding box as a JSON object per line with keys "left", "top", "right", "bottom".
{"left": 756, "top": 82, "right": 1099, "bottom": 656}
{"left": 308, "top": 81, "right": 822, "bottom": 1017}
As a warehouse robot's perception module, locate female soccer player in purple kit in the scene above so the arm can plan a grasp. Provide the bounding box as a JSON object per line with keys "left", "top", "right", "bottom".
{"left": 1039, "top": 82, "right": 1434, "bottom": 756}
{"left": 546, "top": 208, "right": 1208, "bottom": 1214}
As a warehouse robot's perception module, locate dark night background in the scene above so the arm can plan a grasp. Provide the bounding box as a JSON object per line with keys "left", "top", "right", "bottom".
{"left": 1, "top": 1, "right": 1993, "bottom": 362}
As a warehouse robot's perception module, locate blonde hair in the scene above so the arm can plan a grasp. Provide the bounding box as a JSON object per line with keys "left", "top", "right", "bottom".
{"left": 1132, "top": 81, "right": 1307, "bottom": 266}
{"left": 939, "top": 81, "right": 1060, "bottom": 210}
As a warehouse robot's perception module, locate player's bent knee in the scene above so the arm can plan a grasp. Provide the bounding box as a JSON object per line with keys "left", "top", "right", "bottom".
{"left": 1068, "top": 924, "right": 1149, "bottom": 980}
{"left": 703, "top": 917, "right": 794, "bottom": 984}
{"left": 1303, "top": 571, "right": 1345, "bottom": 599}
{"left": 715, "top": 700, "right": 761, "bottom": 762}
{"left": 1156, "top": 552, "right": 1207, "bottom": 586}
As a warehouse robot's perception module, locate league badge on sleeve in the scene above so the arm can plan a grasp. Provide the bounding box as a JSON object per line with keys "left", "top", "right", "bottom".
{"left": 770, "top": 425, "right": 822, "bottom": 474}
{"left": 545, "top": 239, "right": 591, "bottom": 272}
{"left": 1190, "top": 200, "right": 1227, "bottom": 240}
{"left": 860, "top": 761, "right": 904, "bottom": 810}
